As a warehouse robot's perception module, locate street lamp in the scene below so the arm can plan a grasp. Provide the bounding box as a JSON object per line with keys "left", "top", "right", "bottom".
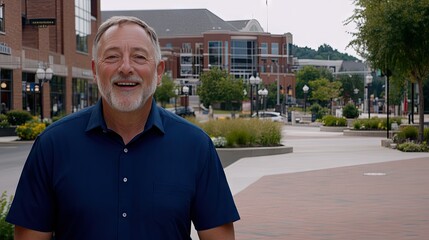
{"left": 354, "top": 88, "right": 359, "bottom": 107}
{"left": 0, "top": 82, "right": 7, "bottom": 113}
{"left": 182, "top": 85, "right": 189, "bottom": 115}
{"left": 36, "top": 64, "right": 54, "bottom": 120}
{"left": 249, "top": 75, "right": 261, "bottom": 116}
{"left": 365, "top": 73, "right": 373, "bottom": 119}
{"left": 174, "top": 88, "right": 179, "bottom": 112}
{"left": 302, "top": 84, "right": 309, "bottom": 114}
{"left": 258, "top": 88, "right": 268, "bottom": 115}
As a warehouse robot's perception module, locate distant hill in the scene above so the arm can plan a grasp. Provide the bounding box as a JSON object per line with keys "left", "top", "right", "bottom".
{"left": 293, "top": 44, "right": 359, "bottom": 61}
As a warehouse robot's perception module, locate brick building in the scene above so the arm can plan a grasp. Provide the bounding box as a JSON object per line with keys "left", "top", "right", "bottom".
{"left": 0, "top": 0, "right": 100, "bottom": 118}
{"left": 102, "top": 9, "right": 297, "bottom": 107}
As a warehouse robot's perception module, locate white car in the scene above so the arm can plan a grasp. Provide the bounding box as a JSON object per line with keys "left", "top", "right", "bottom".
{"left": 252, "top": 111, "right": 285, "bottom": 122}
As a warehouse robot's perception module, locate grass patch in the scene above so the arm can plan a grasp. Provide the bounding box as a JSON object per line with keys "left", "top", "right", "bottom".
{"left": 192, "top": 118, "right": 282, "bottom": 147}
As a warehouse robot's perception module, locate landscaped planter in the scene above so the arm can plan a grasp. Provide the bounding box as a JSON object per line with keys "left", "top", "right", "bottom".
{"left": 0, "top": 127, "right": 17, "bottom": 137}
{"left": 320, "top": 126, "right": 349, "bottom": 132}
{"left": 343, "top": 129, "right": 398, "bottom": 138}
{"left": 217, "top": 145, "right": 293, "bottom": 168}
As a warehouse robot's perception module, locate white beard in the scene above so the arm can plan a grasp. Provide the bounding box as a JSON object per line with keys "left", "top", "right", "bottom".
{"left": 96, "top": 73, "right": 158, "bottom": 112}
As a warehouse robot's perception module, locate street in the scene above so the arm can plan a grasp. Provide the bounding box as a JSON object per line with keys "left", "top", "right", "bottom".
{"left": 0, "top": 142, "right": 32, "bottom": 195}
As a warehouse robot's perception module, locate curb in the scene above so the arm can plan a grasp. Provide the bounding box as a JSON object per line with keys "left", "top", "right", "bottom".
{"left": 217, "top": 145, "right": 293, "bottom": 168}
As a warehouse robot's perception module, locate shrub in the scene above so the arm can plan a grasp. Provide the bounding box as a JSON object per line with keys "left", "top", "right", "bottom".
{"left": 352, "top": 117, "right": 402, "bottom": 130}
{"left": 0, "top": 192, "right": 14, "bottom": 240}
{"left": 16, "top": 121, "right": 46, "bottom": 140}
{"left": 196, "top": 118, "right": 282, "bottom": 147}
{"left": 310, "top": 103, "right": 328, "bottom": 121}
{"left": 322, "top": 115, "right": 347, "bottom": 127}
{"left": 424, "top": 128, "right": 429, "bottom": 142}
{"left": 342, "top": 103, "right": 359, "bottom": 119}
{"left": 6, "top": 110, "right": 32, "bottom": 126}
{"left": 401, "top": 126, "right": 418, "bottom": 141}
{"left": 0, "top": 114, "right": 10, "bottom": 128}
{"left": 397, "top": 141, "right": 429, "bottom": 152}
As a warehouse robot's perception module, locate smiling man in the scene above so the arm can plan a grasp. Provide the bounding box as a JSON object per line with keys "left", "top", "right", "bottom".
{"left": 7, "top": 16, "right": 240, "bottom": 240}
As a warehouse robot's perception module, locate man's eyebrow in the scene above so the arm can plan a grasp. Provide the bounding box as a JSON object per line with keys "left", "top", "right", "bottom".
{"left": 102, "top": 46, "right": 151, "bottom": 56}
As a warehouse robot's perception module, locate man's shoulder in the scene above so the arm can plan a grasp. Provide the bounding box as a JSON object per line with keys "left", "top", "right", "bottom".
{"left": 41, "top": 106, "right": 95, "bottom": 137}
{"left": 157, "top": 107, "right": 206, "bottom": 135}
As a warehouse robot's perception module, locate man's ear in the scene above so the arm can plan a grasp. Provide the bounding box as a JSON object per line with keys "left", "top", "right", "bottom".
{"left": 156, "top": 60, "right": 165, "bottom": 85}
{"left": 92, "top": 60, "right": 99, "bottom": 84}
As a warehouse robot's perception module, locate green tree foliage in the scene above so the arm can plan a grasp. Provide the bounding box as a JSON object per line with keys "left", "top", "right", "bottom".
{"left": 309, "top": 78, "right": 342, "bottom": 106}
{"left": 336, "top": 74, "right": 363, "bottom": 103}
{"left": 198, "top": 68, "right": 244, "bottom": 109}
{"left": 154, "top": 74, "right": 175, "bottom": 107}
{"left": 296, "top": 66, "right": 335, "bottom": 99}
{"left": 348, "top": 0, "right": 429, "bottom": 141}
{"left": 292, "top": 44, "right": 359, "bottom": 61}
{"left": 0, "top": 192, "right": 13, "bottom": 240}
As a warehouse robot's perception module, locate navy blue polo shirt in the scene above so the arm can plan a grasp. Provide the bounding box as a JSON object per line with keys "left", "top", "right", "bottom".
{"left": 7, "top": 99, "right": 240, "bottom": 240}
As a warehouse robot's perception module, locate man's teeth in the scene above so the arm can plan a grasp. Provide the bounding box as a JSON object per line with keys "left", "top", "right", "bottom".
{"left": 116, "top": 82, "right": 137, "bottom": 86}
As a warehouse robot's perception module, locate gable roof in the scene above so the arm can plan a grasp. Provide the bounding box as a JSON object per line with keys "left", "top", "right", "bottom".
{"left": 227, "top": 20, "right": 250, "bottom": 30}
{"left": 228, "top": 19, "right": 265, "bottom": 32}
{"left": 101, "top": 9, "right": 239, "bottom": 37}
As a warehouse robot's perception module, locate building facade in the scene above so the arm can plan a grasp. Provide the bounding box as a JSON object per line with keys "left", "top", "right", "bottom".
{"left": 102, "top": 9, "right": 297, "bottom": 103}
{"left": 0, "top": 0, "right": 100, "bottom": 118}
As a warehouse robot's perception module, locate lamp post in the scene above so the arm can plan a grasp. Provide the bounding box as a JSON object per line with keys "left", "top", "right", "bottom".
{"left": 0, "top": 82, "right": 7, "bottom": 114}
{"left": 275, "top": 62, "right": 280, "bottom": 105}
{"left": 302, "top": 84, "right": 309, "bottom": 114}
{"left": 258, "top": 88, "right": 268, "bottom": 115}
{"left": 354, "top": 88, "right": 359, "bottom": 107}
{"left": 174, "top": 88, "right": 179, "bottom": 112}
{"left": 249, "top": 75, "right": 261, "bottom": 116}
{"left": 243, "top": 89, "right": 247, "bottom": 112}
{"left": 36, "top": 64, "right": 54, "bottom": 120}
{"left": 365, "top": 73, "right": 373, "bottom": 119}
{"left": 182, "top": 85, "right": 189, "bottom": 115}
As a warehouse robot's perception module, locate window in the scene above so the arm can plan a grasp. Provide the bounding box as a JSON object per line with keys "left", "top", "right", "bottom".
{"left": 75, "top": 0, "right": 91, "bottom": 53}
{"left": 0, "top": 69, "right": 12, "bottom": 112}
{"left": 0, "top": 4, "right": 4, "bottom": 32}
{"left": 50, "top": 76, "right": 66, "bottom": 117}
{"left": 208, "top": 41, "right": 223, "bottom": 68}
{"left": 260, "top": 43, "right": 268, "bottom": 55}
{"left": 271, "top": 43, "right": 279, "bottom": 55}
{"left": 230, "top": 40, "right": 257, "bottom": 77}
{"left": 72, "top": 78, "right": 98, "bottom": 112}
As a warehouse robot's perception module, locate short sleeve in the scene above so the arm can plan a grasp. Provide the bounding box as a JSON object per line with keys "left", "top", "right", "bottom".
{"left": 6, "top": 136, "right": 55, "bottom": 232}
{"left": 191, "top": 140, "right": 240, "bottom": 230}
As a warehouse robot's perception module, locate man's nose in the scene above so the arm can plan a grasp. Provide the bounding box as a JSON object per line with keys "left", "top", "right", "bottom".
{"left": 118, "top": 56, "right": 133, "bottom": 75}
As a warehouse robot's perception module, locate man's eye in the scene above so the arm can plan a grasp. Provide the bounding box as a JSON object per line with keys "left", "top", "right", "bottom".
{"left": 103, "top": 55, "right": 119, "bottom": 63}
{"left": 134, "top": 55, "right": 146, "bottom": 59}
{"left": 133, "top": 55, "right": 147, "bottom": 63}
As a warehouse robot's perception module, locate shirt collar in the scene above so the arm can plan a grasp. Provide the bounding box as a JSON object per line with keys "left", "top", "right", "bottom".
{"left": 85, "top": 99, "right": 165, "bottom": 135}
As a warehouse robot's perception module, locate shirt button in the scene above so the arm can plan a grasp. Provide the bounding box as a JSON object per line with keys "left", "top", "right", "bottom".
{"left": 122, "top": 212, "right": 127, "bottom": 218}
{"left": 124, "top": 148, "right": 128, "bottom": 153}
{"left": 123, "top": 177, "right": 128, "bottom": 183}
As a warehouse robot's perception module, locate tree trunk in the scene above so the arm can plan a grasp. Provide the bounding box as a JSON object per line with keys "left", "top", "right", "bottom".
{"left": 418, "top": 78, "right": 425, "bottom": 142}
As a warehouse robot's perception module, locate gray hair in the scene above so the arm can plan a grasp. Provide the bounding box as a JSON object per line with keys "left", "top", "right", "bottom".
{"left": 92, "top": 16, "right": 161, "bottom": 63}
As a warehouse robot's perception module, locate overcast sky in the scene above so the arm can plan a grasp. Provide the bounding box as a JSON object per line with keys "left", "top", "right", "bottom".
{"left": 101, "top": 0, "right": 360, "bottom": 59}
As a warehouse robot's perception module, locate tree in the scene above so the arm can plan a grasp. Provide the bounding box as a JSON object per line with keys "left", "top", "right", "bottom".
{"left": 154, "top": 74, "right": 175, "bottom": 107}
{"left": 198, "top": 67, "right": 244, "bottom": 109}
{"left": 348, "top": 0, "right": 429, "bottom": 141}
{"left": 296, "top": 66, "right": 334, "bottom": 99}
{"left": 309, "top": 78, "right": 342, "bottom": 108}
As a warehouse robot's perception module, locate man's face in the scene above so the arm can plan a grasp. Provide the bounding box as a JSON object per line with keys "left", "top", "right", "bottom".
{"left": 93, "top": 23, "right": 164, "bottom": 112}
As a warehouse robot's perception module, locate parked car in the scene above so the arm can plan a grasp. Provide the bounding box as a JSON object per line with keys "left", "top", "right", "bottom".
{"left": 252, "top": 111, "right": 285, "bottom": 122}
{"left": 169, "top": 106, "right": 196, "bottom": 117}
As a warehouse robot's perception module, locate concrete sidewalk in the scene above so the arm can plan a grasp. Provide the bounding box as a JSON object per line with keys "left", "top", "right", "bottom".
{"left": 224, "top": 126, "right": 429, "bottom": 240}
{"left": 0, "top": 136, "right": 19, "bottom": 143}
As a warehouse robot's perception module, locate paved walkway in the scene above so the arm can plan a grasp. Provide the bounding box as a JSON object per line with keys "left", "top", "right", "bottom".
{"left": 3, "top": 125, "right": 429, "bottom": 239}
{"left": 224, "top": 126, "right": 429, "bottom": 240}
